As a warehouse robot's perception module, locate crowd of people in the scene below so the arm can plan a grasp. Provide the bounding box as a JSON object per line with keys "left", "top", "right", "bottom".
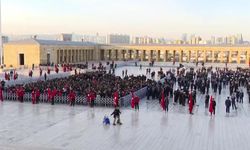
{"left": 146, "top": 64, "right": 250, "bottom": 116}
{"left": 1, "top": 60, "right": 250, "bottom": 119}
{"left": 5, "top": 71, "right": 150, "bottom": 105}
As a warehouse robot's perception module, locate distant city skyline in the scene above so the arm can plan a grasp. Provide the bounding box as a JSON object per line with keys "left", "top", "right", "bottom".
{"left": 2, "top": 0, "right": 250, "bottom": 40}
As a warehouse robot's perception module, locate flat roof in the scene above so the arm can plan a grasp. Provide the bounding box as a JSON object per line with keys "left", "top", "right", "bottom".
{"left": 4, "top": 39, "right": 98, "bottom": 46}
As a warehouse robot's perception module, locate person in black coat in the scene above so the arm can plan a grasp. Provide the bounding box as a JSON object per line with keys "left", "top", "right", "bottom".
{"left": 111, "top": 107, "right": 122, "bottom": 125}
{"left": 205, "top": 94, "right": 209, "bottom": 108}
{"left": 231, "top": 95, "right": 237, "bottom": 110}
{"left": 225, "top": 97, "right": 231, "bottom": 113}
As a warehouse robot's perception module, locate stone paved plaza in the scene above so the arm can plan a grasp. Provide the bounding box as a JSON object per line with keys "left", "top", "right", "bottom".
{"left": 0, "top": 85, "right": 250, "bottom": 150}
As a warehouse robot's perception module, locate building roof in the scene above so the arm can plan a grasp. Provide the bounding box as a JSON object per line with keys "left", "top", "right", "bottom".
{"left": 113, "top": 43, "right": 250, "bottom": 47}
{"left": 4, "top": 39, "right": 98, "bottom": 46}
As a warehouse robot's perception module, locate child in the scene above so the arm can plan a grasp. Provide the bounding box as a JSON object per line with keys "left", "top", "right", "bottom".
{"left": 103, "top": 115, "right": 110, "bottom": 125}
{"left": 111, "top": 107, "right": 122, "bottom": 125}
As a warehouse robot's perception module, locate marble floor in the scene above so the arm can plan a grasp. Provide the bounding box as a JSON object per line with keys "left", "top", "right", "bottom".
{"left": 0, "top": 85, "right": 250, "bottom": 150}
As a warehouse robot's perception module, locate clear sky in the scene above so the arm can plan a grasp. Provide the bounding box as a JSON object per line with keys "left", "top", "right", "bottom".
{"left": 2, "top": 0, "right": 250, "bottom": 40}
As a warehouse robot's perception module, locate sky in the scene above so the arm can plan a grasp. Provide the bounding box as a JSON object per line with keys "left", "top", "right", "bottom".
{"left": 2, "top": 0, "right": 250, "bottom": 40}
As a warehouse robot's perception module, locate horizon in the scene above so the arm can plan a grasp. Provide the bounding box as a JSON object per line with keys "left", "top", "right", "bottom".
{"left": 2, "top": 0, "right": 250, "bottom": 40}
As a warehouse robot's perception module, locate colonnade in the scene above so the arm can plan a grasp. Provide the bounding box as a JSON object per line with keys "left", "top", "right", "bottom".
{"left": 100, "top": 49, "right": 250, "bottom": 64}
{"left": 56, "top": 49, "right": 94, "bottom": 64}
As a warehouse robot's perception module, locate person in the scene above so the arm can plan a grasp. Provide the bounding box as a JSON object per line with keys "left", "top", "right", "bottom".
{"left": 212, "top": 98, "right": 216, "bottom": 115}
{"left": 47, "top": 67, "right": 51, "bottom": 75}
{"left": 165, "top": 95, "right": 169, "bottom": 112}
{"left": 209, "top": 96, "right": 216, "bottom": 116}
{"left": 134, "top": 95, "right": 140, "bottom": 111}
{"left": 103, "top": 115, "right": 110, "bottom": 125}
{"left": 68, "top": 90, "right": 76, "bottom": 106}
{"left": 39, "top": 68, "right": 42, "bottom": 76}
{"left": 218, "top": 83, "right": 222, "bottom": 95}
{"left": 113, "top": 90, "right": 119, "bottom": 107}
{"left": 36, "top": 89, "right": 40, "bottom": 104}
{"left": 31, "top": 89, "right": 36, "bottom": 104}
{"left": 17, "top": 87, "right": 24, "bottom": 103}
{"left": 188, "top": 93, "right": 194, "bottom": 114}
{"left": 160, "top": 91, "right": 166, "bottom": 112}
{"left": 51, "top": 88, "right": 57, "bottom": 105}
{"left": 225, "top": 97, "right": 231, "bottom": 113}
{"left": 231, "top": 95, "right": 237, "bottom": 110}
{"left": 239, "top": 90, "right": 244, "bottom": 103}
{"left": 205, "top": 94, "right": 209, "bottom": 108}
{"left": 44, "top": 73, "right": 47, "bottom": 81}
{"left": 111, "top": 107, "right": 122, "bottom": 125}
{"left": 0, "top": 86, "right": 3, "bottom": 102}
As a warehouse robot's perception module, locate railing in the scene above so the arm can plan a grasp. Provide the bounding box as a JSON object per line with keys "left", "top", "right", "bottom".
{"left": 2, "top": 92, "right": 127, "bottom": 107}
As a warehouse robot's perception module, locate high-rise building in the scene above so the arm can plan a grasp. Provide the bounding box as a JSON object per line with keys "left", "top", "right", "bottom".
{"left": 181, "top": 33, "right": 188, "bottom": 42}
{"left": 2, "top": 36, "right": 8, "bottom": 43}
{"left": 59, "top": 34, "right": 72, "bottom": 42}
{"left": 107, "top": 34, "right": 130, "bottom": 44}
{"left": 82, "top": 34, "right": 106, "bottom": 44}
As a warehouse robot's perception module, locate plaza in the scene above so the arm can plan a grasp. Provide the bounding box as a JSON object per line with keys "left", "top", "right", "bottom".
{"left": 0, "top": 63, "right": 250, "bottom": 150}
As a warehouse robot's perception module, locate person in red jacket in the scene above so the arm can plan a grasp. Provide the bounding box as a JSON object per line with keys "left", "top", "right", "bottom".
{"left": 50, "top": 88, "right": 57, "bottom": 105}
{"left": 47, "top": 87, "right": 51, "bottom": 103}
{"left": 188, "top": 92, "right": 194, "bottom": 115}
{"left": 134, "top": 95, "right": 140, "bottom": 111}
{"left": 55, "top": 65, "right": 59, "bottom": 74}
{"left": 47, "top": 67, "right": 51, "bottom": 75}
{"left": 31, "top": 89, "right": 36, "bottom": 104}
{"left": 87, "top": 90, "right": 96, "bottom": 107}
{"left": 36, "top": 89, "right": 40, "bottom": 104}
{"left": 17, "top": 87, "right": 24, "bottom": 103}
{"left": 113, "top": 90, "right": 119, "bottom": 107}
{"left": 63, "top": 65, "right": 66, "bottom": 72}
{"left": 68, "top": 90, "right": 76, "bottom": 106}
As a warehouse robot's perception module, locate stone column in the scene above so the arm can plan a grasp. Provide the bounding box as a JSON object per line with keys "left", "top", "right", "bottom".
{"left": 156, "top": 50, "right": 160, "bottom": 62}
{"left": 164, "top": 50, "right": 168, "bottom": 62}
{"left": 219, "top": 50, "right": 224, "bottom": 63}
{"left": 173, "top": 50, "right": 176, "bottom": 62}
{"left": 141, "top": 50, "right": 145, "bottom": 61}
{"left": 57, "top": 50, "right": 60, "bottom": 64}
{"left": 211, "top": 50, "right": 215, "bottom": 63}
{"left": 195, "top": 50, "right": 198, "bottom": 62}
{"left": 246, "top": 50, "right": 249, "bottom": 65}
{"left": 148, "top": 50, "right": 152, "bottom": 61}
{"left": 237, "top": 50, "right": 241, "bottom": 64}
{"left": 228, "top": 51, "right": 231, "bottom": 63}
{"left": 187, "top": 50, "right": 191, "bottom": 62}
{"left": 203, "top": 50, "right": 206, "bottom": 63}
{"left": 179, "top": 50, "right": 183, "bottom": 63}
{"left": 66, "top": 50, "right": 69, "bottom": 63}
